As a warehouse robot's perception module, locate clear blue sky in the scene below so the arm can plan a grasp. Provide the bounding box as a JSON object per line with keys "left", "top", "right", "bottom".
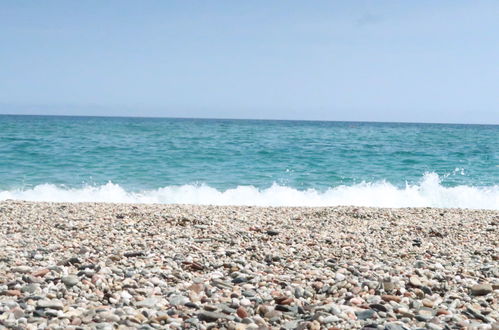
{"left": 1, "top": 1, "right": 498, "bottom": 124}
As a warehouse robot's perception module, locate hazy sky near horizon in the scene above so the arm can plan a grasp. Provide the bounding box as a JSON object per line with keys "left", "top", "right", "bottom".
{"left": 1, "top": 1, "right": 498, "bottom": 124}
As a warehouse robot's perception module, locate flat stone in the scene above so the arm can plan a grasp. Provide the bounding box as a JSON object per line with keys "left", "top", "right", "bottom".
{"left": 135, "top": 297, "right": 162, "bottom": 308}
{"left": 383, "top": 281, "right": 395, "bottom": 292}
{"left": 283, "top": 320, "right": 298, "bottom": 329}
{"left": 382, "top": 295, "right": 401, "bottom": 303}
{"left": 356, "top": 309, "right": 376, "bottom": 320}
{"left": 12, "top": 266, "right": 31, "bottom": 273}
{"left": 370, "top": 303, "right": 388, "bottom": 312}
{"left": 236, "top": 306, "right": 249, "bottom": 318}
{"left": 335, "top": 273, "right": 346, "bottom": 281}
{"left": 188, "top": 283, "right": 204, "bottom": 293}
{"left": 62, "top": 275, "right": 79, "bottom": 287}
{"left": 409, "top": 276, "right": 422, "bottom": 287}
{"left": 274, "top": 296, "right": 293, "bottom": 305}
{"left": 275, "top": 305, "right": 296, "bottom": 313}
{"left": 124, "top": 251, "right": 145, "bottom": 258}
{"left": 427, "top": 324, "right": 443, "bottom": 330}
{"left": 322, "top": 315, "right": 340, "bottom": 323}
{"left": 414, "top": 261, "right": 427, "bottom": 269}
{"left": 422, "top": 299, "right": 434, "bottom": 308}
{"left": 32, "top": 268, "right": 50, "bottom": 277}
{"left": 37, "top": 300, "right": 64, "bottom": 310}
{"left": 415, "top": 309, "right": 434, "bottom": 322}
{"left": 4, "top": 289, "right": 21, "bottom": 297}
{"left": 471, "top": 284, "right": 493, "bottom": 296}
{"left": 99, "top": 311, "right": 120, "bottom": 322}
{"left": 198, "top": 311, "right": 230, "bottom": 322}
{"left": 11, "top": 308, "right": 25, "bottom": 319}
{"left": 385, "top": 323, "right": 408, "bottom": 330}
{"left": 169, "top": 295, "right": 189, "bottom": 306}
{"left": 21, "top": 284, "right": 38, "bottom": 293}
{"left": 465, "top": 307, "right": 488, "bottom": 322}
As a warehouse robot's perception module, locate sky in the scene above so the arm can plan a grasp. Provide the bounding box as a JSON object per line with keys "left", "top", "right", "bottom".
{"left": 1, "top": 1, "right": 498, "bottom": 124}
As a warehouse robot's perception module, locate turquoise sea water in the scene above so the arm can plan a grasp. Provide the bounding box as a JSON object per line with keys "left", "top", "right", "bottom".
{"left": 0, "top": 115, "right": 498, "bottom": 209}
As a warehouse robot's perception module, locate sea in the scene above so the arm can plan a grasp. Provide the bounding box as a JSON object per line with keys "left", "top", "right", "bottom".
{"left": 0, "top": 115, "right": 498, "bottom": 209}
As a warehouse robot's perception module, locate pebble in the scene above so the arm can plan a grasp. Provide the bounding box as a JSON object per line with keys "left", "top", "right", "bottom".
{"left": 169, "top": 295, "right": 189, "bottom": 306}
{"left": 382, "top": 295, "right": 401, "bottom": 303}
{"left": 356, "top": 309, "right": 376, "bottom": 320}
{"left": 236, "top": 306, "right": 249, "bottom": 318}
{"left": 62, "top": 275, "right": 79, "bottom": 287}
{"left": 135, "top": 297, "right": 162, "bottom": 308}
{"left": 0, "top": 201, "right": 497, "bottom": 329}
{"left": 471, "top": 284, "right": 493, "bottom": 296}
{"left": 409, "top": 276, "right": 422, "bottom": 287}
{"left": 12, "top": 266, "right": 31, "bottom": 274}
{"left": 37, "top": 300, "right": 64, "bottom": 310}
{"left": 198, "top": 311, "right": 230, "bottom": 322}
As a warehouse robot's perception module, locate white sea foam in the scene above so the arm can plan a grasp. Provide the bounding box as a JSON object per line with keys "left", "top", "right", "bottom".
{"left": 0, "top": 173, "right": 497, "bottom": 209}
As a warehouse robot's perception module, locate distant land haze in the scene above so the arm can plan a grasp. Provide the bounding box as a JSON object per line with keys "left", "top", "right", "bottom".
{"left": 1, "top": 107, "right": 498, "bottom": 126}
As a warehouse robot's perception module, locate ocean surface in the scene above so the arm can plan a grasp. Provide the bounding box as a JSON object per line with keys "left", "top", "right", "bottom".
{"left": 0, "top": 115, "right": 498, "bottom": 209}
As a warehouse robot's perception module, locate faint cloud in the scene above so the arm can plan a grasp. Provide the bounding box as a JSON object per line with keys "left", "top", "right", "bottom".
{"left": 356, "top": 13, "right": 383, "bottom": 26}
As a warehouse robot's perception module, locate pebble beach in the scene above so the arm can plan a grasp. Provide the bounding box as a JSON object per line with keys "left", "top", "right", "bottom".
{"left": 0, "top": 200, "right": 497, "bottom": 329}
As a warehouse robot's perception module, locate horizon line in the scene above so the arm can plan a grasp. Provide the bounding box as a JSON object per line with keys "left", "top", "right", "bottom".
{"left": 1, "top": 112, "right": 498, "bottom": 126}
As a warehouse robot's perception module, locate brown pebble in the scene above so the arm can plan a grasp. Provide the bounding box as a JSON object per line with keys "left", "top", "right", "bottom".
{"left": 409, "top": 276, "right": 422, "bottom": 287}
{"left": 437, "top": 309, "right": 450, "bottom": 316}
{"left": 347, "top": 312, "right": 357, "bottom": 320}
{"left": 351, "top": 286, "right": 362, "bottom": 294}
{"left": 236, "top": 306, "right": 249, "bottom": 318}
{"left": 413, "top": 288, "right": 425, "bottom": 299}
{"left": 274, "top": 296, "right": 293, "bottom": 305}
{"left": 349, "top": 297, "right": 364, "bottom": 305}
{"left": 309, "top": 320, "right": 321, "bottom": 330}
{"left": 422, "top": 299, "right": 434, "bottom": 308}
{"left": 32, "top": 268, "right": 50, "bottom": 277}
{"left": 471, "top": 284, "right": 493, "bottom": 296}
{"left": 256, "top": 305, "right": 271, "bottom": 316}
{"left": 312, "top": 281, "right": 324, "bottom": 290}
{"left": 381, "top": 294, "right": 401, "bottom": 303}
{"left": 188, "top": 283, "right": 204, "bottom": 294}
{"left": 5, "top": 290, "right": 21, "bottom": 297}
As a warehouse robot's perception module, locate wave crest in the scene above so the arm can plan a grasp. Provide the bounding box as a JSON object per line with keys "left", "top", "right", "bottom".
{"left": 0, "top": 173, "right": 497, "bottom": 209}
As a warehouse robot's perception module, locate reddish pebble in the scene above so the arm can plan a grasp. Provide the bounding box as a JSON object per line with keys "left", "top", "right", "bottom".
{"left": 350, "top": 297, "right": 364, "bottom": 305}
{"left": 274, "top": 296, "right": 293, "bottom": 305}
{"left": 236, "top": 306, "right": 249, "bottom": 318}
{"left": 188, "top": 283, "right": 204, "bottom": 294}
{"left": 91, "top": 274, "right": 101, "bottom": 284}
{"left": 32, "top": 268, "right": 50, "bottom": 277}
{"left": 437, "top": 309, "right": 450, "bottom": 316}
{"left": 5, "top": 290, "right": 21, "bottom": 297}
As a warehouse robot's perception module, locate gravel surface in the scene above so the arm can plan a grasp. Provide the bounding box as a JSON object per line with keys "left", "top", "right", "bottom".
{"left": 0, "top": 200, "right": 498, "bottom": 329}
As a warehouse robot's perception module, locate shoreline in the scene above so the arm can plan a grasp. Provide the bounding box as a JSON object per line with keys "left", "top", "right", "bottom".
{"left": 0, "top": 201, "right": 498, "bottom": 329}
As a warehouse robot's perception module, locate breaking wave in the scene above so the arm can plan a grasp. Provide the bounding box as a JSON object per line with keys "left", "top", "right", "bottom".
{"left": 0, "top": 173, "right": 497, "bottom": 209}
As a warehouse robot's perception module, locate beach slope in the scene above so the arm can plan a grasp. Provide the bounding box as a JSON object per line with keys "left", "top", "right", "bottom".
{"left": 0, "top": 201, "right": 497, "bottom": 329}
